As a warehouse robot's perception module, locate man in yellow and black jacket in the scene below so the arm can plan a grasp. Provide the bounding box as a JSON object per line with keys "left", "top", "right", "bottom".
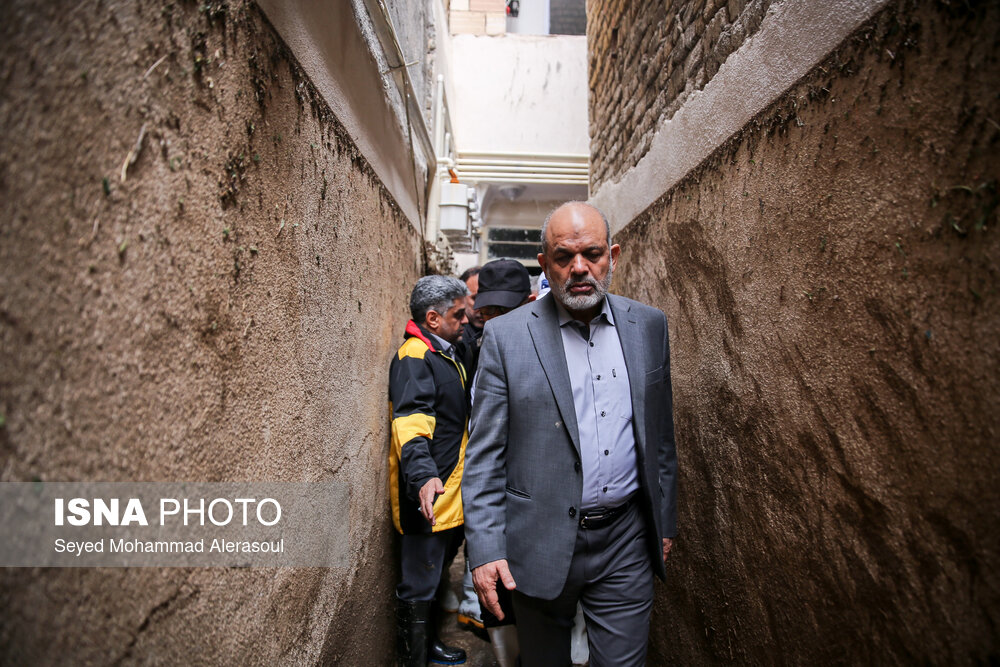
{"left": 389, "top": 274, "right": 470, "bottom": 667}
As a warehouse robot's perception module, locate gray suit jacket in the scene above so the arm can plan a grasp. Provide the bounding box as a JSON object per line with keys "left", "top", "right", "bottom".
{"left": 462, "top": 292, "right": 677, "bottom": 600}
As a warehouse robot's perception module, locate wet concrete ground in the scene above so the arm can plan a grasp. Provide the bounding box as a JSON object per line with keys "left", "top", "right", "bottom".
{"left": 439, "top": 545, "right": 498, "bottom": 667}
{"left": 438, "top": 544, "right": 593, "bottom": 666}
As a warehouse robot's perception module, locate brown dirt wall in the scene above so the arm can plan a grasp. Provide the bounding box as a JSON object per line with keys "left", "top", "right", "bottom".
{"left": 0, "top": 0, "right": 421, "bottom": 664}
{"left": 610, "top": 0, "right": 1000, "bottom": 663}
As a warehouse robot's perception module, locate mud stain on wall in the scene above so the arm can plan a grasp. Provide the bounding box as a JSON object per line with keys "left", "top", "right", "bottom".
{"left": 0, "top": 0, "right": 420, "bottom": 663}
{"left": 613, "top": 0, "right": 1000, "bottom": 662}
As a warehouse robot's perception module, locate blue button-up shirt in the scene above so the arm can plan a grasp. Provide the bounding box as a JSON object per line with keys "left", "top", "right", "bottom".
{"left": 556, "top": 298, "right": 639, "bottom": 511}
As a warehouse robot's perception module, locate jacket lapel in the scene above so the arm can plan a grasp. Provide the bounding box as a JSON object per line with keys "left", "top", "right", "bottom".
{"left": 608, "top": 296, "right": 647, "bottom": 459}
{"left": 527, "top": 295, "right": 582, "bottom": 457}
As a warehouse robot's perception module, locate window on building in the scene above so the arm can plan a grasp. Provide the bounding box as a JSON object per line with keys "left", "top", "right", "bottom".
{"left": 486, "top": 227, "right": 542, "bottom": 261}
{"left": 549, "top": 0, "right": 586, "bottom": 36}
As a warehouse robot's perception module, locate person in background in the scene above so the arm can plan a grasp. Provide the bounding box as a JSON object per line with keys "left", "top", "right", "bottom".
{"left": 457, "top": 261, "right": 535, "bottom": 639}
{"left": 473, "top": 259, "right": 534, "bottom": 323}
{"left": 537, "top": 271, "right": 551, "bottom": 299}
{"left": 388, "top": 275, "right": 471, "bottom": 667}
{"left": 457, "top": 266, "right": 484, "bottom": 378}
{"left": 464, "top": 259, "right": 534, "bottom": 667}
{"left": 451, "top": 266, "right": 486, "bottom": 634}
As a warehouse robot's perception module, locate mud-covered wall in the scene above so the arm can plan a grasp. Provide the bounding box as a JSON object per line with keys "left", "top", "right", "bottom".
{"left": 0, "top": 0, "right": 421, "bottom": 663}
{"left": 602, "top": 0, "right": 1000, "bottom": 662}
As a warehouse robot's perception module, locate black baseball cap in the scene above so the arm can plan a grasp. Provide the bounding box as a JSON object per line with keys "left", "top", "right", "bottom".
{"left": 474, "top": 259, "right": 531, "bottom": 310}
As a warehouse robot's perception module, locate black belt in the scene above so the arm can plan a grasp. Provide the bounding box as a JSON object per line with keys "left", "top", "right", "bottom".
{"left": 579, "top": 498, "right": 634, "bottom": 529}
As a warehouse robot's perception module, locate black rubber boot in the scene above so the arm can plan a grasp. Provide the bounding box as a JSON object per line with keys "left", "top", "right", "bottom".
{"left": 396, "top": 598, "right": 430, "bottom": 667}
{"left": 429, "top": 601, "right": 467, "bottom": 665}
{"left": 429, "top": 638, "right": 467, "bottom": 665}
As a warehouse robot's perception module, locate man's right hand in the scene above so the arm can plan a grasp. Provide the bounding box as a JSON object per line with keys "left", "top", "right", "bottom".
{"left": 472, "top": 559, "right": 517, "bottom": 620}
{"left": 417, "top": 477, "right": 445, "bottom": 526}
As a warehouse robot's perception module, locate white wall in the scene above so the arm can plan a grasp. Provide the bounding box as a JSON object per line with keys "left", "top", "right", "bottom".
{"left": 449, "top": 34, "right": 589, "bottom": 156}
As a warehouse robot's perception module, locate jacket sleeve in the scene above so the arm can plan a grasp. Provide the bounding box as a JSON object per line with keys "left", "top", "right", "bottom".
{"left": 462, "top": 324, "right": 510, "bottom": 569}
{"left": 389, "top": 353, "right": 441, "bottom": 502}
{"left": 658, "top": 311, "right": 679, "bottom": 538}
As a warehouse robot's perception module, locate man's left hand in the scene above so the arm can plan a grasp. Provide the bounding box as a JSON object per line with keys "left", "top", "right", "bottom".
{"left": 662, "top": 537, "right": 674, "bottom": 562}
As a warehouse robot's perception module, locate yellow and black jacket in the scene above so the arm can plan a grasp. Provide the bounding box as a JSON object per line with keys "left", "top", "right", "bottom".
{"left": 389, "top": 320, "right": 468, "bottom": 534}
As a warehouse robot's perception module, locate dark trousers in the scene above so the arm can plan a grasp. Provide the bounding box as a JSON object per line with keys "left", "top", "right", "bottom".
{"left": 511, "top": 502, "right": 654, "bottom": 667}
{"left": 482, "top": 582, "right": 516, "bottom": 628}
{"left": 397, "top": 528, "right": 462, "bottom": 602}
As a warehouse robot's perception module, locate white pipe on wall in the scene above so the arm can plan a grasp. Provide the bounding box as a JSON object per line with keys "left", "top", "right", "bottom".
{"left": 457, "top": 174, "right": 590, "bottom": 184}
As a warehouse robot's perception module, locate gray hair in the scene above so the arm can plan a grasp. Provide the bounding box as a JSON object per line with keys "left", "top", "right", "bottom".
{"left": 409, "top": 275, "right": 470, "bottom": 324}
{"left": 541, "top": 201, "right": 612, "bottom": 254}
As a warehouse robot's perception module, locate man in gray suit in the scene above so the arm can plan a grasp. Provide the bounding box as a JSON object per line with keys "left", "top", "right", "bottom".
{"left": 462, "top": 201, "right": 677, "bottom": 666}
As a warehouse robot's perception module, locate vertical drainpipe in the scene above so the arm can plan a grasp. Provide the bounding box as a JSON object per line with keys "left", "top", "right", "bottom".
{"left": 473, "top": 183, "right": 488, "bottom": 264}
{"left": 425, "top": 75, "right": 446, "bottom": 246}
{"left": 477, "top": 225, "right": 488, "bottom": 265}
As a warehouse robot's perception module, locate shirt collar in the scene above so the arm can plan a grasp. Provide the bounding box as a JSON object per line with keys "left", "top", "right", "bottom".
{"left": 554, "top": 296, "right": 615, "bottom": 328}
{"left": 429, "top": 332, "right": 453, "bottom": 355}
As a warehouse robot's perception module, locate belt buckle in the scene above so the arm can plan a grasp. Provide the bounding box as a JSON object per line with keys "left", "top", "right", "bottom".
{"left": 579, "top": 509, "right": 608, "bottom": 529}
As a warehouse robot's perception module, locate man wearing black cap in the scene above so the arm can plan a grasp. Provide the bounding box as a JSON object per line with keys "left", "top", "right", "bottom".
{"left": 456, "top": 260, "right": 535, "bottom": 389}
{"left": 466, "top": 258, "right": 534, "bottom": 667}
{"left": 473, "top": 259, "right": 535, "bottom": 322}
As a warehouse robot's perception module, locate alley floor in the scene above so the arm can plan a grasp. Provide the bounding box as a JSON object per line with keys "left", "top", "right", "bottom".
{"left": 439, "top": 545, "right": 497, "bottom": 666}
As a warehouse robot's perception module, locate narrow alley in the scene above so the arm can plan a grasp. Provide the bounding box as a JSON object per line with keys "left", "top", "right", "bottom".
{"left": 0, "top": 0, "right": 997, "bottom": 664}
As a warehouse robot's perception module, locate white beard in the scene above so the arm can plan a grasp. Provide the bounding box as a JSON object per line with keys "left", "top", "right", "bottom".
{"left": 551, "top": 266, "right": 612, "bottom": 313}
